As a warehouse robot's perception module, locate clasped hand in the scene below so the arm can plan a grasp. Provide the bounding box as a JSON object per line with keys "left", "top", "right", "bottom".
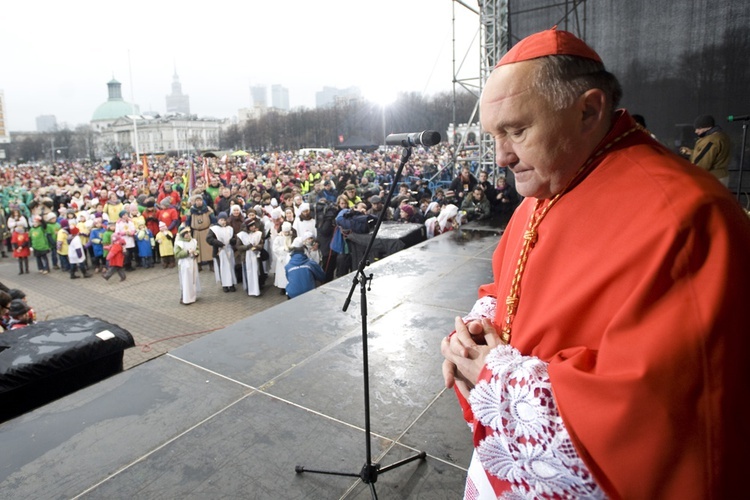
{"left": 441, "top": 317, "right": 502, "bottom": 400}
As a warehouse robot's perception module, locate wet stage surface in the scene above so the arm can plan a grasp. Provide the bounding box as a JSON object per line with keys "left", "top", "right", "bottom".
{"left": 0, "top": 225, "right": 502, "bottom": 499}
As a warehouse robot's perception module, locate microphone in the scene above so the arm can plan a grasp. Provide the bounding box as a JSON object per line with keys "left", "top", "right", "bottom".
{"left": 728, "top": 114, "right": 750, "bottom": 122}
{"left": 385, "top": 130, "right": 441, "bottom": 147}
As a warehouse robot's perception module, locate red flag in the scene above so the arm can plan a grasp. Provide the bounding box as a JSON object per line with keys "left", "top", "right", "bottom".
{"left": 142, "top": 155, "right": 149, "bottom": 179}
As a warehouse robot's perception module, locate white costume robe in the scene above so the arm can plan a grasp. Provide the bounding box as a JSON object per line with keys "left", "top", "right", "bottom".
{"left": 262, "top": 217, "right": 275, "bottom": 274}
{"left": 272, "top": 232, "right": 292, "bottom": 289}
{"left": 175, "top": 237, "right": 200, "bottom": 304}
{"left": 236, "top": 230, "right": 262, "bottom": 296}
{"left": 209, "top": 225, "right": 236, "bottom": 286}
{"left": 292, "top": 217, "right": 316, "bottom": 239}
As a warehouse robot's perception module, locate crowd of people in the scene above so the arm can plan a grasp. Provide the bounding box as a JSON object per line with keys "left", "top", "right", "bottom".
{"left": 0, "top": 144, "right": 517, "bottom": 315}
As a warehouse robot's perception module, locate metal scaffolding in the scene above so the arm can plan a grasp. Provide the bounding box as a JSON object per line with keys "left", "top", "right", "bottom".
{"left": 449, "top": 0, "right": 588, "bottom": 181}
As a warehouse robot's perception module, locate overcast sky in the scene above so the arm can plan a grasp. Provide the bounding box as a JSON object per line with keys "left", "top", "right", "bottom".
{"left": 2, "top": 0, "right": 480, "bottom": 131}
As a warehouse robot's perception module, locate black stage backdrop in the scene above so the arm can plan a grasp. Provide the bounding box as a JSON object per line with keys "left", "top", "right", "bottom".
{"left": 509, "top": 0, "right": 750, "bottom": 178}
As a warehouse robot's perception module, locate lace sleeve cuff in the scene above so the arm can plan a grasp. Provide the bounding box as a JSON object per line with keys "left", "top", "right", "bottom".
{"left": 468, "top": 345, "right": 605, "bottom": 498}
{"left": 463, "top": 295, "right": 496, "bottom": 323}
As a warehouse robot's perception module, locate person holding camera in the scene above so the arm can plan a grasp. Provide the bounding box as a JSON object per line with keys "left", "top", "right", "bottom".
{"left": 460, "top": 186, "right": 492, "bottom": 221}
{"left": 448, "top": 166, "right": 478, "bottom": 205}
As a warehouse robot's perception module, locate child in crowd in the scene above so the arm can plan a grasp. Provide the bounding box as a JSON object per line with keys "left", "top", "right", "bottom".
{"left": 155, "top": 222, "right": 175, "bottom": 268}
{"left": 56, "top": 219, "right": 71, "bottom": 272}
{"left": 68, "top": 227, "right": 92, "bottom": 279}
{"left": 136, "top": 222, "right": 154, "bottom": 268}
{"left": 89, "top": 218, "right": 106, "bottom": 272}
{"left": 102, "top": 234, "right": 126, "bottom": 282}
{"left": 101, "top": 220, "right": 115, "bottom": 261}
{"left": 11, "top": 225, "right": 30, "bottom": 274}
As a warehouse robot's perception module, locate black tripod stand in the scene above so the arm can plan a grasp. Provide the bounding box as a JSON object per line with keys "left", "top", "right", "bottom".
{"left": 295, "top": 146, "right": 427, "bottom": 499}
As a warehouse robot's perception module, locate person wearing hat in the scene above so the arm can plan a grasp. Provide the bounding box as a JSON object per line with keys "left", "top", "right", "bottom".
{"left": 205, "top": 212, "right": 237, "bottom": 292}
{"left": 342, "top": 184, "right": 361, "bottom": 208}
{"left": 28, "top": 214, "right": 51, "bottom": 274}
{"left": 292, "top": 202, "right": 316, "bottom": 241}
{"left": 679, "top": 114, "right": 732, "bottom": 186}
{"left": 440, "top": 28, "right": 750, "bottom": 498}
{"left": 235, "top": 218, "right": 263, "bottom": 297}
{"left": 115, "top": 208, "right": 137, "bottom": 271}
{"left": 42, "top": 211, "right": 61, "bottom": 270}
{"left": 186, "top": 194, "right": 216, "bottom": 273}
{"left": 173, "top": 226, "right": 200, "bottom": 305}
{"left": 56, "top": 218, "right": 71, "bottom": 272}
{"left": 141, "top": 197, "right": 161, "bottom": 265}
{"left": 366, "top": 195, "right": 393, "bottom": 221}
{"left": 7, "top": 287, "right": 31, "bottom": 308}
{"left": 10, "top": 224, "right": 31, "bottom": 275}
{"left": 284, "top": 236, "right": 324, "bottom": 299}
{"left": 7, "top": 299, "right": 34, "bottom": 330}
{"left": 397, "top": 203, "right": 422, "bottom": 224}
{"left": 88, "top": 218, "right": 106, "bottom": 272}
{"left": 67, "top": 226, "right": 92, "bottom": 279}
{"left": 102, "top": 233, "right": 127, "bottom": 282}
{"left": 155, "top": 221, "right": 176, "bottom": 269}
{"left": 272, "top": 221, "right": 294, "bottom": 294}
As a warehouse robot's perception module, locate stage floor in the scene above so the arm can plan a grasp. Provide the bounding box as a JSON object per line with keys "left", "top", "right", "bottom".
{"left": 0, "top": 225, "right": 501, "bottom": 499}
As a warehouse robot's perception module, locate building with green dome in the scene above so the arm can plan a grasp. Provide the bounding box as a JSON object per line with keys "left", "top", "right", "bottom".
{"left": 91, "top": 79, "right": 139, "bottom": 132}
{"left": 92, "top": 76, "right": 222, "bottom": 159}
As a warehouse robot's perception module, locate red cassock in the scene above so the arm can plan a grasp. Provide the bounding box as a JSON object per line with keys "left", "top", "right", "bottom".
{"left": 462, "top": 111, "right": 750, "bottom": 499}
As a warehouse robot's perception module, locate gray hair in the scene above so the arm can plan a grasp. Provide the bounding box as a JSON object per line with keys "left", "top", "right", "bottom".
{"left": 532, "top": 55, "right": 622, "bottom": 111}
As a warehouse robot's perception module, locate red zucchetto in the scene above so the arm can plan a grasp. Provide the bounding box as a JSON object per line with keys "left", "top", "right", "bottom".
{"left": 495, "top": 26, "right": 602, "bottom": 67}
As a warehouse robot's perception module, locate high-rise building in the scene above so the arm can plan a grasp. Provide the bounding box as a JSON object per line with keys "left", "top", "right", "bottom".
{"left": 271, "top": 84, "right": 289, "bottom": 111}
{"left": 36, "top": 115, "right": 57, "bottom": 132}
{"left": 315, "top": 86, "right": 362, "bottom": 108}
{"left": 166, "top": 69, "right": 190, "bottom": 115}
{"left": 250, "top": 85, "right": 267, "bottom": 109}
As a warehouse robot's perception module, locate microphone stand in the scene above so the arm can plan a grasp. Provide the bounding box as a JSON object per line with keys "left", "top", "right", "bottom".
{"left": 295, "top": 146, "right": 426, "bottom": 499}
{"left": 735, "top": 121, "right": 748, "bottom": 204}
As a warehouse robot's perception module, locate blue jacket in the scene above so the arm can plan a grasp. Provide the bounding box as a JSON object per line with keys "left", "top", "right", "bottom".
{"left": 90, "top": 227, "right": 106, "bottom": 257}
{"left": 284, "top": 251, "right": 325, "bottom": 299}
{"left": 136, "top": 228, "right": 154, "bottom": 257}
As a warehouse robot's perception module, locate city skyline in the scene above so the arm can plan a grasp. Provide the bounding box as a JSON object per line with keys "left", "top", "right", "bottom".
{"left": 2, "top": 0, "right": 479, "bottom": 131}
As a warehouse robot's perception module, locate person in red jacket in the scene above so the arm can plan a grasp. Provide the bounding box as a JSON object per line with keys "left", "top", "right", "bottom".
{"left": 102, "top": 234, "right": 126, "bottom": 282}
{"left": 157, "top": 199, "right": 180, "bottom": 236}
{"left": 11, "top": 226, "right": 30, "bottom": 275}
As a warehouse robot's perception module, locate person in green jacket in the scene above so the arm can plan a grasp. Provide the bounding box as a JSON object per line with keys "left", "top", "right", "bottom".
{"left": 44, "top": 212, "right": 61, "bottom": 270}
{"left": 29, "top": 215, "right": 51, "bottom": 274}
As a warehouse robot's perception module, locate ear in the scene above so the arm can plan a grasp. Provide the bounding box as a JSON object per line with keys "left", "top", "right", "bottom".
{"left": 579, "top": 88, "right": 607, "bottom": 135}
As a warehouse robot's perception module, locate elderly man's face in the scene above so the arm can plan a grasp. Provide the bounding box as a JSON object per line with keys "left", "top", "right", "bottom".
{"left": 481, "top": 60, "right": 592, "bottom": 199}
